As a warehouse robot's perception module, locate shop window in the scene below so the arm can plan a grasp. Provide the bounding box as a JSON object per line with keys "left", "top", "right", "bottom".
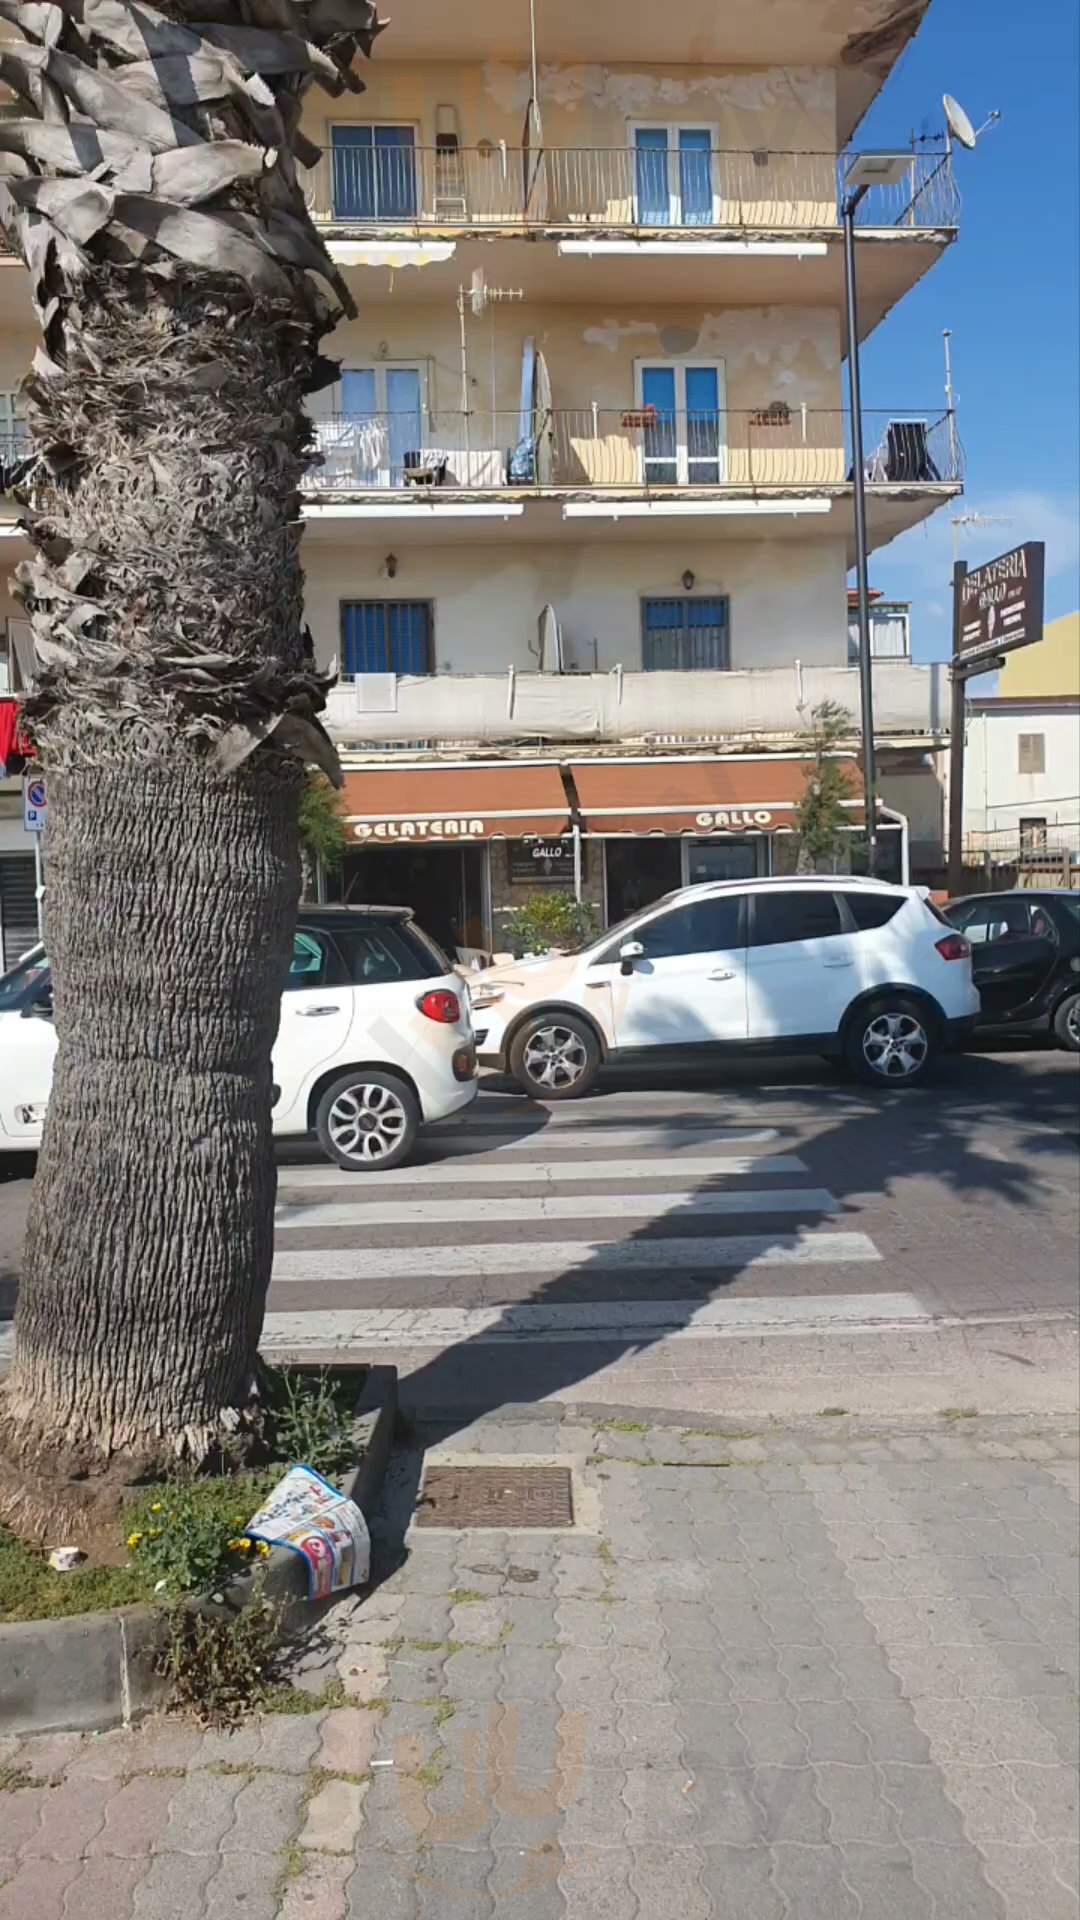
{"left": 641, "top": 596, "right": 730, "bottom": 670}
{"left": 1017, "top": 732, "right": 1045, "bottom": 774}
{"left": 341, "top": 600, "right": 433, "bottom": 676}
{"left": 1019, "top": 816, "right": 1048, "bottom": 853}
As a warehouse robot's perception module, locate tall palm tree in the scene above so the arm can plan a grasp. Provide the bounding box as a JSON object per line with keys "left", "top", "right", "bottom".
{"left": 0, "top": 0, "right": 382, "bottom": 1537}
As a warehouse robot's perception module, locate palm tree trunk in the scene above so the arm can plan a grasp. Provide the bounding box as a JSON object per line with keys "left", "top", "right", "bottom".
{"left": 0, "top": 0, "right": 383, "bottom": 1529}
{"left": 3, "top": 760, "right": 298, "bottom": 1522}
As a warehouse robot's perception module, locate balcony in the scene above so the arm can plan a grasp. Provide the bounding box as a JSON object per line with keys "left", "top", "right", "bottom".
{"left": 323, "top": 660, "right": 949, "bottom": 750}
{"left": 302, "top": 144, "right": 957, "bottom": 325}
{"left": 301, "top": 406, "right": 963, "bottom": 556}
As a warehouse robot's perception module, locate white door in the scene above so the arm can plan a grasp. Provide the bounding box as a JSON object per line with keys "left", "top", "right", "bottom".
{"left": 339, "top": 366, "right": 424, "bottom": 487}
{"left": 586, "top": 892, "right": 748, "bottom": 1051}
{"left": 0, "top": 972, "right": 56, "bottom": 1143}
{"left": 745, "top": 887, "right": 856, "bottom": 1041}
{"left": 271, "top": 928, "right": 355, "bottom": 1133}
{"left": 636, "top": 361, "right": 725, "bottom": 485}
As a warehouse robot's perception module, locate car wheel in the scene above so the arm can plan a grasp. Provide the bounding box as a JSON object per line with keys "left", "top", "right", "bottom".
{"left": 844, "top": 996, "right": 938, "bottom": 1088}
{"left": 315, "top": 1070, "right": 420, "bottom": 1171}
{"left": 509, "top": 1013, "right": 601, "bottom": 1101}
{"left": 1053, "top": 991, "right": 1080, "bottom": 1053}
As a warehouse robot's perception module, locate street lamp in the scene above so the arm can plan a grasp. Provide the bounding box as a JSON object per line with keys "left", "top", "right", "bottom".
{"left": 841, "top": 150, "right": 911, "bottom": 875}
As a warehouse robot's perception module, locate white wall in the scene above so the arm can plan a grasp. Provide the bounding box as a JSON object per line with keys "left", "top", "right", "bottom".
{"left": 304, "top": 535, "right": 848, "bottom": 674}
{"left": 961, "top": 705, "right": 1080, "bottom": 846}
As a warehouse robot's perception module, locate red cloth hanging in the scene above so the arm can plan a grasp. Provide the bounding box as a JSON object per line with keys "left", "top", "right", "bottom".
{"left": 0, "top": 697, "right": 18, "bottom": 771}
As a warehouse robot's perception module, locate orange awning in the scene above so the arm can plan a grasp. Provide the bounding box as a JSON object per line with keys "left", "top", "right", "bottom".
{"left": 569, "top": 757, "right": 864, "bottom": 835}
{"left": 342, "top": 763, "right": 571, "bottom": 843}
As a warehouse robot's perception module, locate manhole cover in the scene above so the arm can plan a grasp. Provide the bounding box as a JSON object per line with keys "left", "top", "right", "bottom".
{"left": 416, "top": 1465, "right": 574, "bottom": 1530}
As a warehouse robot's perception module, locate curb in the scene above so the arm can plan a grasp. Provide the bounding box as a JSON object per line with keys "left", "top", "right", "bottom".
{"left": 0, "top": 1364, "right": 398, "bottom": 1737}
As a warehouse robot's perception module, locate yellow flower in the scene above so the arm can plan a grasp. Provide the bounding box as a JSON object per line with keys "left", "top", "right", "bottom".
{"left": 127, "top": 1532, "right": 143, "bottom": 1548}
{"left": 227, "top": 1537, "right": 252, "bottom": 1552}
{"left": 255, "top": 1541, "right": 270, "bottom": 1557}
{"left": 150, "top": 1503, "right": 163, "bottom": 1513}
{"left": 233, "top": 1516, "right": 244, "bottom": 1526}
{"left": 148, "top": 1528, "right": 162, "bottom": 1539}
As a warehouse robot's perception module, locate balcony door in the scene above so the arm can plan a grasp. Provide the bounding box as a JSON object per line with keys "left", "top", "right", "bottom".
{"left": 331, "top": 124, "right": 417, "bottom": 221}
{"left": 632, "top": 126, "right": 714, "bottom": 226}
{"left": 339, "top": 366, "right": 423, "bottom": 487}
{"left": 636, "top": 361, "right": 725, "bottom": 485}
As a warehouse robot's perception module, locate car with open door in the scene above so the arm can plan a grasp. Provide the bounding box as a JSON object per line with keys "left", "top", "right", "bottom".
{"left": 470, "top": 876, "right": 978, "bottom": 1097}
{"left": 940, "top": 890, "right": 1080, "bottom": 1051}
{"left": 0, "top": 906, "right": 478, "bottom": 1171}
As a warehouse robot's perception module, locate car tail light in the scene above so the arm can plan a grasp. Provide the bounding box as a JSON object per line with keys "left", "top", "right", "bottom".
{"left": 418, "top": 988, "right": 461, "bottom": 1024}
{"left": 935, "top": 933, "right": 970, "bottom": 962}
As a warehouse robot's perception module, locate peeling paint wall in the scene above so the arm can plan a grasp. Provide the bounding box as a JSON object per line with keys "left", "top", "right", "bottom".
{"left": 300, "top": 58, "right": 838, "bottom": 158}
{"left": 303, "top": 538, "right": 848, "bottom": 677}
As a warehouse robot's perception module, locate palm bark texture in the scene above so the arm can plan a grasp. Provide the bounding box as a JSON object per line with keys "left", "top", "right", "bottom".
{"left": 0, "top": 0, "right": 382, "bottom": 1520}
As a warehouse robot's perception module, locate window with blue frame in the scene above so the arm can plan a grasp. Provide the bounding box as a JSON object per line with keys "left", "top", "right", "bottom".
{"left": 638, "top": 363, "right": 723, "bottom": 484}
{"left": 633, "top": 127, "right": 713, "bottom": 226}
{"left": 331, "top": 125, "right": 417, "bottom": 221}
{"left": 641, "top": 597, "right": 730, "bottom": 671}
{"left": 341, "top": 601, "right": 433, "bottom": 676}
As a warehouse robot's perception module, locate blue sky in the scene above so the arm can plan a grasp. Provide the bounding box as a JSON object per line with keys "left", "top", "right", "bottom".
{"left": 855, "top": 0, "right": 1080, "bottom": 661}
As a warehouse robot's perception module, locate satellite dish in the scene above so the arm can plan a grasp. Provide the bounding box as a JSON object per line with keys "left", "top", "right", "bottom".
{"left": 943, "top": 94, "right": 978, "bottom": 149}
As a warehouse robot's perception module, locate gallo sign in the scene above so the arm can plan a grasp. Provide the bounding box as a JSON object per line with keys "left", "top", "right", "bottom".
{"left": 955, "top": 542, "right": 1045, "bottom": 673}
{"left": 354, "top": 817, "right": 485, "bottom": 841}
{"left": 695, "top": 808, "right": 775, "bottom": 832}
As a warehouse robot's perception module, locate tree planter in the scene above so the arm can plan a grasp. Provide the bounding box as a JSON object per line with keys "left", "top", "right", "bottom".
{"left": 0, "top": 1366, "right": 397, "bottom": 1736}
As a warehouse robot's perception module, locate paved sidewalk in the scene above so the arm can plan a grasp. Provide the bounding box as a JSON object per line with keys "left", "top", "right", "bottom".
{"left": 1, "top": 1411, "right": 1078, "bottom": 1919}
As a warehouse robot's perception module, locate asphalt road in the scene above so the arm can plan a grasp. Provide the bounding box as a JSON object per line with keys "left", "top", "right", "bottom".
{"left": 3, "top": 1043, "right": 1078, "bottom": 1421}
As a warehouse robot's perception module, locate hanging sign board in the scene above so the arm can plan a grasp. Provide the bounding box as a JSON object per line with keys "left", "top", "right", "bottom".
{"left": 954, "top": 542, "right": 1045, "bottom": 674}
{"left": 508, "top": 837, "right": 582, "bottom": 884}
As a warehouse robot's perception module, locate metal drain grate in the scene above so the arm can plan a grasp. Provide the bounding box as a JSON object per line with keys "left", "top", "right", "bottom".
{"left": 415, "top": 1465, "right": 574, "bottom": 1530}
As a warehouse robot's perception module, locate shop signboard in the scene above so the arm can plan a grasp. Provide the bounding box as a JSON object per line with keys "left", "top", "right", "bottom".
{"left": 954, "top": 542, "right": 1045, "bottom": 673}
{"left": 507, "top": 837, "right": 583, "bottom": 884}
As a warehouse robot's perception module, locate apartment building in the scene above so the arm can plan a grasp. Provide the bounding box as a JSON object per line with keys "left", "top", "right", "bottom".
{"left": 1, "top": 0, "right": 963, "bottom": 958}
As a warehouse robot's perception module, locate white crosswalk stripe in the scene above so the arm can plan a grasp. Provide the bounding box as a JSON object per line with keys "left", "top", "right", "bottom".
{"left": 277, "top": 1152, "right": 808, "bottom": 1189}
{"left": 275, "top": 1187, "right": 840, "bottom": 1228}
{"left": 273, "top": 1230, "right": 880, "bottom": 1282}
{"left": 412, "top": 1125, "right": 784, "bottom": 1154}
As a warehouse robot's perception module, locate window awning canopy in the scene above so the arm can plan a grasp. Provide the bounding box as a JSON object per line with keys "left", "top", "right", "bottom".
{"left": 569, "top": 756, "right": 864, "bottom": 835}
{"left": 342, "top": 763, "right": 570, "bottom": 842}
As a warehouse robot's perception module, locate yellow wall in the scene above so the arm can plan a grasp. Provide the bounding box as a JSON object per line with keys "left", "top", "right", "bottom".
{"left": 998, "top": 610, "right": 1080, "bottom": 699}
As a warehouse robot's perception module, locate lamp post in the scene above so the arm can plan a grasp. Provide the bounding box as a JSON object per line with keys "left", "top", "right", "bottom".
{"left": 841, "top": 151, "right": 913, "bottom": 877}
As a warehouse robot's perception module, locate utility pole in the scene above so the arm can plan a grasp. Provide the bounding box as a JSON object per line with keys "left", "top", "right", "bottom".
{"left": 842, "top": 186, "right": 878, "bottom": 875}
{"left": 947, "top": 559, "right": 968, "bottom": 896}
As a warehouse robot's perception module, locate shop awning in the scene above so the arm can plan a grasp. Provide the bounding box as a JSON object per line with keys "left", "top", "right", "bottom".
{"left": 342, "top": 762, "right": 571, "bottom": 843}
{"left": 569, "top": 756, "right": 864, "bottom": 835}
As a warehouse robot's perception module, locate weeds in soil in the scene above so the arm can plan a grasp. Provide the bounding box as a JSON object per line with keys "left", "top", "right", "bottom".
{"left": 154, "top": 1589, "right": 283, "bottom": 1726}
{"left": 268, "top": 1368, "right": 358, "bottom": 1480}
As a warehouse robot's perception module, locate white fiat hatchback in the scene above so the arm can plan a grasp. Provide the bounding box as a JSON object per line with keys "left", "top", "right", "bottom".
{"left": 0, "top": 906, "right": 477, "bottom": 1171}
{"left": 471, "top": 876, "right": 978, "bottom": 1098}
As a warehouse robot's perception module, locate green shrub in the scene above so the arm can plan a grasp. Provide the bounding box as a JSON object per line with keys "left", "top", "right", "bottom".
{"left": 154, "top": 1589, "right": 282, "bottom": 1725}
{"left": 499, "top": 891, "right": 598, "bottom": 956}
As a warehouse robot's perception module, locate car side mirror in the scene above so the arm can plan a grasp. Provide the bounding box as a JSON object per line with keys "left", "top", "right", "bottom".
{"left": 24, "top": 997, "right": 53, "bottom": 1021}
{"left": 619, "top": 940, "right": 644, "bottom": 976}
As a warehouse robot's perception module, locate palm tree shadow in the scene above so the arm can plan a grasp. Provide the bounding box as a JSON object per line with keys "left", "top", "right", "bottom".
{"left": 363, "top": 1000, "right": 1079, "bottom": 1583}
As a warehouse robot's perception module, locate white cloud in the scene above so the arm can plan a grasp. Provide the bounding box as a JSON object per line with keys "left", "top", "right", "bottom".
{"left": 862, "top": 489, "right": 1080, "bottom": 661}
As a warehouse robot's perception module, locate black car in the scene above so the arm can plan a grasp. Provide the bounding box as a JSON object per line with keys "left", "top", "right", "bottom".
{"left": 942, "top": 890, "right": 1080, "bottom": 1051}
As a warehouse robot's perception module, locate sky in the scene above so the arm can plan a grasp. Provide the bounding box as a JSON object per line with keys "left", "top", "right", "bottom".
{"left": 854, "top": 0, "right": 1080, "bottom": 662}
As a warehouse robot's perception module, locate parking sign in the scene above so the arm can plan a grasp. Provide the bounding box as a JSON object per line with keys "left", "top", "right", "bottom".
{"left": 23, "top": 774, "right": 46, "bottom": 833}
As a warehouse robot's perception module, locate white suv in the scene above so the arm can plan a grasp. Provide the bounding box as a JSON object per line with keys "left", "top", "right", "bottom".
{"left": 470, "top": 877, "right": 978, "bottom": 1098}
{"left": 0, "top": 906, "right": 478, "bottom": 1171}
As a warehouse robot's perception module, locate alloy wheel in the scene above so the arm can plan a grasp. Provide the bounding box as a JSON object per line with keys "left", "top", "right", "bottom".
{"left": 1067, "top": 999, "right": 1080, "bottom": 1046}
{"left": 327, "top": 1081, "right": 409, "bottom": 1162}
{"left": 861, "top": 1011, "right": 929, "bottom": 1079}
{"left": 522, "top": 1025, "right": 589, "bottom": 1092}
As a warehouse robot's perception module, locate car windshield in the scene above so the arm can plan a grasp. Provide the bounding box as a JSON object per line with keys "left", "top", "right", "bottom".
{"left": 583, "top": 893, "right": 682, "bottom": 956}
{"left": 0, "top": 945, "right": 49, "bottom": 1011}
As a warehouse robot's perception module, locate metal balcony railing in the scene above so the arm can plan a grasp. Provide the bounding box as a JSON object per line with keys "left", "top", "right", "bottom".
{"left": 305, "top": 408, "right": 963, "bottom": 494}
{"left": 302, "top": 145, "right": 959, "bottom": 233}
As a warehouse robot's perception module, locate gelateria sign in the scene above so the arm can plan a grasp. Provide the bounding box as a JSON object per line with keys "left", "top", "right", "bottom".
{"left": 353, "top": 817, "right": 486, "bottom": 841}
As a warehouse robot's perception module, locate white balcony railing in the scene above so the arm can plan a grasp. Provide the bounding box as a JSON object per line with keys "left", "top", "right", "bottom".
{"left": 305, "top": 409, "right": 963, "bottom": 494}
{"left": 301, "top": 145, "right": 959, "bottom": 234}
{"left": 324, "top": 661, "right": 949, "bottom": 747}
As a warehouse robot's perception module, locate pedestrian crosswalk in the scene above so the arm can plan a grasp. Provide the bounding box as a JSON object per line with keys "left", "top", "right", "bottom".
{"left": 263, "top": 1096, "right": 923, "bottom": 1382}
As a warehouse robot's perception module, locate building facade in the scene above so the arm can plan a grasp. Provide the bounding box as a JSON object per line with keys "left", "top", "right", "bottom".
{"left": 1, "top": 0, "right": 964, "bottom": 958}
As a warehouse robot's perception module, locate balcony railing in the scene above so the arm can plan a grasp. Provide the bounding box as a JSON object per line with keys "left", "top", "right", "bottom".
{"left": 305, "top": 408, "right": 963, "bottom": 495}
{"left": 302, "top": 145, "right": 959, "bottom": 234}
